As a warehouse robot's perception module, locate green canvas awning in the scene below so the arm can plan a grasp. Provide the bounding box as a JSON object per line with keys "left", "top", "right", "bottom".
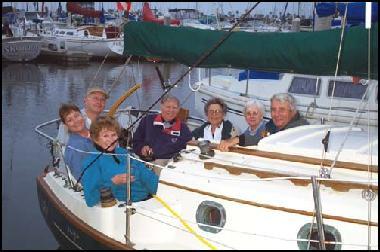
{"left": 124, "top": 22, "right": 378, "bottom": 79}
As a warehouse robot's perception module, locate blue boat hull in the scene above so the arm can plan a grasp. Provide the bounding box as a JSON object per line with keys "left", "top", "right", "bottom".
{"left": 36, "top": 173, "right": 132, "bottom": 250}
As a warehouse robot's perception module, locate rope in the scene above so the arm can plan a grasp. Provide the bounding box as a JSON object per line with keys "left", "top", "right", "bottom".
{"left": 152, "top": 195, "right": 217, "bottom": 250}
{"left": 136, "top": 211, "right": 235, "bottom": 249}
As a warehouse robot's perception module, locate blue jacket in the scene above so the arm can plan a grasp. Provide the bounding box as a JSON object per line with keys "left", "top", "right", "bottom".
{"left": 132, "top": 114, "right": 192, "bottom": 159}
{"left": 64, "top": 133, "right": 92, "bottom": 180}
{"left": 81, "top": 146, "right": 159, "bottom": 207}
{"left": 238, "top": 120, "right": 267, "bottom": 146}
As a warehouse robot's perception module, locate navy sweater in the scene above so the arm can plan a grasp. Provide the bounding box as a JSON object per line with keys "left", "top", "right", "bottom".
{"left": 132, "top": 114, "right": 192, "bottom": 159}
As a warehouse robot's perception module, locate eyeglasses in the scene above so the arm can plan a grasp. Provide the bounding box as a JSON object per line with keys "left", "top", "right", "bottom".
{"left": 207, "top": 109, "right": 223, "bottom": 115}
{"left": 246, "top": 111, "right": 260, "bottom": 117}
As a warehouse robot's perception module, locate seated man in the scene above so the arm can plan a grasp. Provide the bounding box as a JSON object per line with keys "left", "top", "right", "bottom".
{"left": 81, "top": 116, "right": 159, "bottom": 207}
{"left": 265, "top": 93, "right": 309, "bottom": 134}
{"left": 59, "top": 103, "right": 92, "bottom": 180}
{"left": 218, "top": 99, "right": 267, "bottom": 151}
{"left": 132, "top": 94, "right": 192, "bottom": 169}
{"left": 81, "top": 87, "right": 109, "bottom": 128}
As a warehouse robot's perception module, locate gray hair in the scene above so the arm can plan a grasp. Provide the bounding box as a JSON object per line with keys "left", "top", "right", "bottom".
{"left": 244, "top": 99, "right": 265, "bottom": 115}
{"left": 160, "top": 94, "right": 180, "bottom": 106}
{"left": 204, "top": 97, "right": 228, "bottom": 115}
{"left": 270, "top": 93, "right": 297, "bottom": 112}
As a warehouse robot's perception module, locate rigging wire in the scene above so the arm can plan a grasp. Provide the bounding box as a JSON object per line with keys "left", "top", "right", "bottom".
{"left": 366, "top": 12, "right": 374, "bottom": 249}
{"left": 75, "top": 2, "right": 262, "bottom": 186}
{"left": 106, "top": 55, "right": 133, "bottom": 96}
{"left": 327, "top": 3, "right": 349, "bottom": 122}
{"left": 88, "top": 27, "right": 124, "bottom": 87}
{"left": 124, "top": 2, "right": 261, "bottom": 133}
{"left": 319, "top": 2, "right": 348, "bottom": 178}
{"left": 327, "top": 82, "right": 373, "bottom": 177}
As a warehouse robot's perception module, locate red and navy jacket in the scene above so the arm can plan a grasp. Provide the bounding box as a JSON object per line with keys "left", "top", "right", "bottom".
{"left": 132, "top": 114, "right": 192, "bottom": 159}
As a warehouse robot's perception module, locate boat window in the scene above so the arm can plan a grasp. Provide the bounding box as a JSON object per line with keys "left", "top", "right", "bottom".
{"left": 59, "top": 31, "right": 65, "bottom": 35}
{"left": 196, "top": 201, "right": 226, "bottom": 233}
{"left": 328, "top": 80, "right": 368, "bottom": 99}
{"left": 288, "top": 77, "right": 320, "bottom": 95}
{"left": 297, "top": 223, "right": 342, "bottom": 250}
{"left": 66, "top": 32, "right": 74, "bottom": 36}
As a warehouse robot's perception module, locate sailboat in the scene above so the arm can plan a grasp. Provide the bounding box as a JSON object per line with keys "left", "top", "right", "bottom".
{"left": 2, "top": 10, "right": 42, "bottom": 62}
{"left": 35, "top": 4, "right": 378, "bottom": 250}
{"left": 39, "top": 2, "right": 124, "bottom": 59}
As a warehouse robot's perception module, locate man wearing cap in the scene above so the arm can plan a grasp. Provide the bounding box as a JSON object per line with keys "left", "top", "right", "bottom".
{"left": 82, "top": 87, "right": 109, "bottom": 129}
{"left": 57, "top": 87, "right": 109, "bottom": 145}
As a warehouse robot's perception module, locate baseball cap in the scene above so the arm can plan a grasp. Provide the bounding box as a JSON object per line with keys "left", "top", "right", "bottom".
{"left": 86, "top": 87, "right": 109, "bottom": 99}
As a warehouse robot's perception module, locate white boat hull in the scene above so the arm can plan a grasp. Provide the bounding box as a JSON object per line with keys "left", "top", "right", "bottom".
{"left": 41, "top": 36, "right": 123, "bottom": 58}
{"left": 2, "top": 37, "right": 42, "bottom": 62}
{"left": 194, "top": 74, "right": 378, "bottom": 132}
{"left": 36, "top": 117, "right": 378, "bottom": 249}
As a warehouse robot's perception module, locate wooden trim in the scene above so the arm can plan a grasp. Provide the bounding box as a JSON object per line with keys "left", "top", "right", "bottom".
{"left": 187, "top": 142, "right": 378, "bottom": 173}
{"left": 36, "top": 174, "right": 133, "bottom": 250}
{"left": 230, "top": 146, "right": 378, "bottom": 173}
{"left": 204, "top": 162, "right": 378, "bottom": 193}
{"left": 159, "top": 180, "right": 378, "bottom": 227}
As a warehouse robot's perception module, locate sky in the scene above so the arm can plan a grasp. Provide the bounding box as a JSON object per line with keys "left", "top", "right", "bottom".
{"left": 5, "top": 2, "right": 314, "bottom": 16}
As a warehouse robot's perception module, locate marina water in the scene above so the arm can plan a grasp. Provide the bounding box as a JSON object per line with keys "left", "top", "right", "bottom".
{"left": 2, "top": 60, "right": 211, "bottom": 249}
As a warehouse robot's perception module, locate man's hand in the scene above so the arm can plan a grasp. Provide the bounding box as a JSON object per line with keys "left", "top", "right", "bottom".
{"left": 141, "top": 145, "right": 153, "bottom": 157}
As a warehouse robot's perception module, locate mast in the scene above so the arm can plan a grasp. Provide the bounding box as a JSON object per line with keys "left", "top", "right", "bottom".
{"left": 195, "top": 2, "right": 199, "bottom": 19}
{"left": 297, "top": 2, "right": 300, "bottom": 17}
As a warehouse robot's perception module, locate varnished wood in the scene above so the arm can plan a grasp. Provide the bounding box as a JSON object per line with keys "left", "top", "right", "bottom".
{"left": 187, "top": 142, "right": 378, "bottom": 173}
{"left": 203, "top": 162, "right": 378, "bottom": 192}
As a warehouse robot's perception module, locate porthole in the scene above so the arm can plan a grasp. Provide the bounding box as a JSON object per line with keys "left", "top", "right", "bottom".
{"left": 196, "top": 201, "right": 226, "bottom": 233}
{"left": 297, "top": 223, "right": 342, "bottom": 250}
